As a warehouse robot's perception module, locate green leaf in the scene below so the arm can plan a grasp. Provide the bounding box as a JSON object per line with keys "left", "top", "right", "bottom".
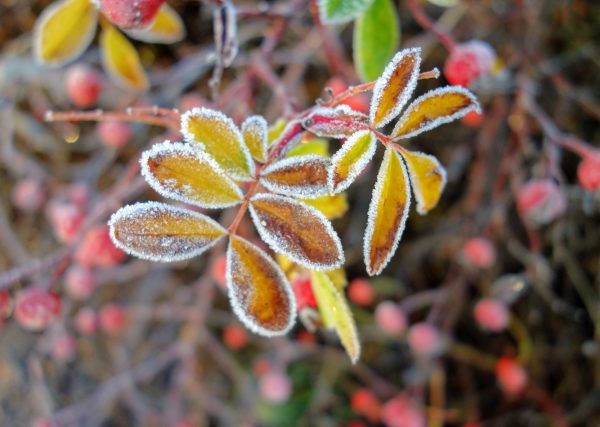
{"left": 353, "top": 0, "right": 400, "bottom": 82}
{"left": 318, "top": 0, "right": 374, "bottom": 24}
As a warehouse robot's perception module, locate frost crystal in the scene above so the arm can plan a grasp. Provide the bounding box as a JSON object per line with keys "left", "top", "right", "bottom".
{"left": 241, "top": 115, "right": 268, "bottom": 162}
{"left": 260, "top": 155, "right": 330, "bottom": 199}
{"left": 328, "top": 129, "right": 377, "bottom": 194}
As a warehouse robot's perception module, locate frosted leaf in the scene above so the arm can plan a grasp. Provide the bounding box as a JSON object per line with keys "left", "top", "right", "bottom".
{"left": 364, "top": 148, "right": 411, "bottom": 275}
{"left": 108, "top": 201, "right": 226, "bottom": 262}
{"left": 303, "top": 106, "right": 368, "bottom": 139}
{"left": 125, "top": 4, "right": 186, "bottom": 44}
{"left": 286, "top": 138, "right": 330, "bottom": 158}
{"left": 318, "top": 0, "right": 374, "bottom": 24}
{"left": 227, "top": 235, "right": 296, "bottom": 336}
{"left": 401, "top": 150, "right": 447, "bottom": 215}
{"left": 302, "top": 193, "right": 349, "bottom": 220}
{"left": 100, "top": 24, "right": 149, "bottom": 91}
{"left": 392, "top": 86, "right": 480, "bottom": 139}
{"left": 140, "top": 141, "right": 243, "bottom": 209}
{"left": 260, "top": 155, "right": 330, "bottom": 199}
{"left": 241, "top": 115, "right": 268, "bottom": 162}
{"left": 180, "top": 107, "right": 254, "bottom": 181}
{"left": 369, "top": 48, "right": 421, "bottom": 128}
{"left": 328, "top": 129, "right": 377, "bottom": 194}
{"left": 249, "top": 193, "right": 344, "bottom": 270}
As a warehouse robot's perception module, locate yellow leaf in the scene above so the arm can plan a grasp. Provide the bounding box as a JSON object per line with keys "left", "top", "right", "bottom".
{"left": 181, "top": 108, "right": 254, "bottom": 181}
{"left": 326, "top": 268, "right": 347, "bottom": 290}
{"left": 364, "top": 148, "right": 411, "bottom": 276}
{"left": 370, "top": 48, "right": 421, "bottom": 128}
{"left": 227, "top": 235, "right": 296, "bottom": 336}
{"left": 311, "top": 271, "right": 360, "bottom": 364}
{"left": 302, "top": 193, "right": 349, "bottom": 220}
{"left": 242, "top": 116, "right": 268, "bottom": 162}
{"left": 33, "top": 0, "right": 97, "bottom": 66}
{"left": 100, "top": 24, "right": 149, "bottom": 91}
{"left": 140, "top": 141, "right": 243, "bottom": 209}
{"left": 249, "top": 193, "right": 344, "bottom": 270}
{"left": 392, "top": 86, "right": 480, "bottom": 139}
{"left": 401, "top": 150, "right": 447, "bottom": 215}
{"left": 286, "top": 138, "right": 330, "bottom": 158}
{"left": 329, "top": 130, "right": 376, "bottom": 194}
{"left": 261, "top": 155, "right": 330, "bottom": 199}
{"left": 267, "top": 118, "right": 287, "bottom": 145}
{"left": 126, "top": 4, "right": 185, "bottom": 44}
{"left": 109, "top": 202, "right": 226, "bottom": 262}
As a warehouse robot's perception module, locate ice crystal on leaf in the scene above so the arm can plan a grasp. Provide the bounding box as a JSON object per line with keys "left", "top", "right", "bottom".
{"left": 328, "top": 129, "right": 377, "bottom": 194}
{"left": 242, "top": 115, "right": 268, "bottom": 162}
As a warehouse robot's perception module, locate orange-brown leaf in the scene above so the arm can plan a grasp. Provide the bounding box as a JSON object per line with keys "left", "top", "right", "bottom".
{"left": 249, "top": 194, "right": 344, "bottom": 270}
{"left": 227, "top": 235, "right": 296, "bottom": 336}
{"left": 261, "top": 155, "right": 330, "bottom": 199}
{"left": 364, "top": 148, "right": 411, "bottom": 275}
{"left": 369, "top": 48, "right": 421, "bottom": 128}
{"left": 392, "top": 86, "right": 480, "bottom": 138}
{"left": 100, "top": 24, "right": 149, "bottom": 91}
{"left": 402, "top": 150, "right": 447, "bottom": 215}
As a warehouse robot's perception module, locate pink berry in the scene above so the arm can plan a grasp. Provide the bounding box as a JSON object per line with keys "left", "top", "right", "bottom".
{"left": 31, "top": 417, "right": 54, "bottom": 427}
{"left": 96, "top": 120, "right": 132, "bottom": 148}
{"left": 75, "top": 225, "right": 126, "bottom": 268}
{"left": 462, "top": 237, "right": 496, "bottom": 269}
{"left": 351, "top": 388, "right": 381, "bottom": 422}
{"left": 516, "top": 178, "right": 567, "bottom": 226}
{"left": 67, "top": 182, "right": 91, "bottom": 210}
{"left": 99, "top": 303, "right": 128, "bottom": 334}
{"left": 444, "top": 40, "right": 496, "bottom": 87}
{"left": 74, "top": 307, "right": 98, "bottom": 335}
{"left": 51, "top": 333, "right": 76, "bottom": 362}
{"left": 100, "top": 0, "right": 165, "bottom": 29}
{"left": 260, "top": 370, "right": 292, "bottom": 404}
{"left": 12, "top": 179, "right": 45, "bottom": 212}
{"left": 65, "top": 64, "right": 101, "bottom": 108}
{"left": 210, "top": 254, "right": 227, "bottom": 288}
{"left": 375, "top": 301, "right": 408, "bottom": 336}
{"left": 291, "top": 274, "right": 317, "bottom": 312}
{"left": 0, "top": 291, "right": 12, "bottom": 319}
{"left": 496, "top": 357, "right": 528, "bottom": 395}
{"left": 64, "top": 265, "right": 97, "bottom": 301}
{"left": 14, "top": 288, "right": 62, "bottom": 331}
{"left": 577, "top": 154, "right": 600, "bottom": 192}
{"left": 47, "top": 200, "right": 85, "bottom": 243}
{"left": 407, "top": 323, "right": 444, "bottom": 358}
{"left": 381, "top": 395, "right": 425, "bottom": 427}
{"left": 223, "top": 324, "right": 248, "bottom": 350}
{"left": 347, "top": 278, "right": 375, "bottom": 307}
{"left": 474, "top": 298, "right": 509, "bottom": 332}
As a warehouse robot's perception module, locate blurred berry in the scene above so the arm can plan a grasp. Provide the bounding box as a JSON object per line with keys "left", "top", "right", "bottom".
{"left": 51, "top": 333, "right": 76, "bottom": 362}
{"left": 292, "top": 274, "right": 317, "bottom": 311}
{"left": 14, "top": 288, "right": 62, "bottom": 331}
{"left": 75, "top": 225, "right": 126, "bottom": 268}
{"left": 97, "top": 120, "right": 132, "bottom": 149}
{"left": 253, "top": 357, "right": 272, "bottom": 377}
{"left": 407, "top": 323, "right": 444, "bottom": 358}
{"left": 99, "top": 303, "right": 128, "bottom": 334}
{"left": 210, "top": 254, "right": 227, "bottom": 288}
{"left": 381, "top": 395, "right": 425, "bottom": 427}
{"left": 462, "top": 110, "right": 484, "bottom": 127}
{"left": 65, "top": 64, "right": 101, "bottom": 108}
{"left": 64, "top": 265, "right": 97, "bottom": 301}
{"left": 444, "top": 40, "right": 496, "bottom": 87}
{"left": 74, "top": 307, "right": 98, "bottom": 335}
{"left": 99, "top": 0, "right": 165, "bottom": 29}
{"left": 462, "top": 237, "right": 496, "bottom": 269}
{"left": 0, "top": 290, "right": 12, "bottom": 319}
{"left": 516, "top": 178, "right": 567, "bottom": 226}
{"left": 173, "top": 421, "right": 198, "bottom": 427}
{"left": 577, "top": 154, "right": 600, "bottom": 192}
{"left": 223, "top": 324, "right": 248, "bottom": 350}
{"left": 375, "top": 301, "right": 407, "bottom": 336}
{"left": 12, "top": 179, "right": 45, "bottom": 212}
{"left": 260, "top": 370, "right": 292, "bottom": 404}
{"left": 496, "top": 357, "right": 528, "bottom": 395}
{"left": 325, "top": 76, "right": 370, "bottom": 114}
{"left": 351, "top": 388, "right": 381, "bottom": 422}
{"left": 67, "top": 182, "right": 91, "bottom": 210}
{"left": 348, "top": 278, "right": 374, "bottom": 307}
{"left": 47, "top": 200, "right": 84, "bottom": 243}
{"left": 474, "top": 298, "right": 509, "bottom": 332}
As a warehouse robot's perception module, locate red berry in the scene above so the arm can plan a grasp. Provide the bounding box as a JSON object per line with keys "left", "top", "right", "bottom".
{"left": 347, "top": 278, "right": 374, "bottom": 307}
{"left": 14, "top": 288, "right": 62, "bottom": 331}
{"left": 474, "top": 298, "right": 509, "bottom": 332}
{"left": 407, "top": 323, "right": 444, "bottom": 358}
{"left": 516, "top": 178, "right": 567, "bottom": 226}
{"left": 100, "top": 0, "right": 165, "bottom": 29}
{"left": 47, "top": 200, "right": 85, "bottom": 243}
{"left": 64, "top": 265, "right": 97, "bottom": 301}
{"left": 381, "top": 395, "right": 425, "bottom": 427}
{"left": 462, "top": 110, "right": 484, "bottom": 127}
{"left": 99, "top": 303, "right": 128, "bottom": 334}
{"left": 253, "top": 357, "right": 272, "bottom": 376}
{"left": 210, "top": 254, "right": 227, "bottom": 288}
{"left": 0, "top": 291, "right": 12, "bottom": 319}
{"left": 375, "top": 301, "right": 408, "bottom": 336}
{"left": 351, "top": 388, "right": 381, "bottom": 422}
{"left": 260, "top": 370, "right": 292, "bottom": 404}
{"left": 75, "top": 225, "right": 126, "bottom": 268}
{"left": 296, "top": 329, "right": 316, "bottom": 345}
{"left": 96, "top": 120, "right": 132, "bottom": 148}
{"left": 223, "top": 324, "right": 248, "bottom": 350}
{"left": 65, "top": 64, "right": 101, "bottom": 108}
{"left": 444, "top": 40, "right": 495, "bottom": 87}
{"left": 462, "top": 237, "right": 496, "bottom": 269}
{"left": 12, "top": 179, "right": 45, "bottom": 212}
{"left": 325, "top": 77, "right": 370, "bottom": 114}
{"left": 51, "top": 333, "right": 76, "bottom": 362}
{"left": 74, "top": 307, "right": 98, "bottom": 335}
{"left": 291, "top": 274, "right": 317, "bottom": 311}
{"left": 577, "top": 154, "right": 600, "bottom": 192}
{"left": 496, "top": 357, "right": 528, "bottom": 395}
